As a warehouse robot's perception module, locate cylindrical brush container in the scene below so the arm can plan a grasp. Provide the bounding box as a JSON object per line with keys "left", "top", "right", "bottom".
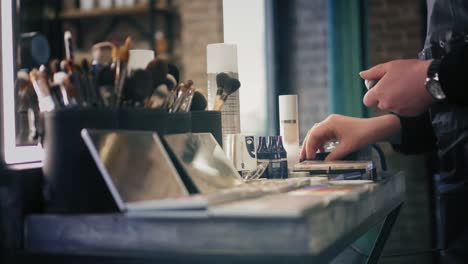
{"left": 206, "top": 43, "right": 240, "bottom": 143}
{"left": 279, "top": 95, "right": 300, "bottom": 168}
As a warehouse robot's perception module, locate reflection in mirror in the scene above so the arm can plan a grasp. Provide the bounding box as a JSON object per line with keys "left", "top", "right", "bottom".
{"left": 3, "top": 0, "right": 269, "bottom": 164}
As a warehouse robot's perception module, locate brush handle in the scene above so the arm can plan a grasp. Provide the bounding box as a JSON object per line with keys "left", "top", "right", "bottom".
{"left": 214, "top": 96, "right": 225, "bottom": 111}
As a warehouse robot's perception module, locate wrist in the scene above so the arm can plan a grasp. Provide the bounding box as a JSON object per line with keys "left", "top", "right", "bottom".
{"left": 368, "top": 114, "right": 401, "bottom": 142}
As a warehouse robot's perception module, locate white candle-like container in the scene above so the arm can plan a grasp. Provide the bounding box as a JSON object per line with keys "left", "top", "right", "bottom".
{"left": 127, "top": 49, "right": 154, "bottom": 75}
{"left": 279, "top": 95, "right": 300, "bottom": 168}
{"left": 207, "top": 43, "right": 240, "bottom": 141}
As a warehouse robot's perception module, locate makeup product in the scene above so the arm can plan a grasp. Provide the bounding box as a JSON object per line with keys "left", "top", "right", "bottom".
{"left": 127, "top": 49, "right": 154, "bottom": 76}
{"left": 146, "top": 57, "right": 169, "bottom": 88}
{"left": 91, "top": 41, "right": 114, "bottom": 79}
{"left": 163, "top": 82, "right": 181, "bottom": 111}
{"left": 267, "top": 136, "right": 282, "bottom": 179}
{"left": 213, "top": 77, "right": 241, "bottom": 111}
{"left": 189, "top": 91, "right": 207, "bottom": 111}
{"left": 122, "top": 69, "right": 153, "bottom": 107}
{"left": 20, "top": 32, "right": 50, "bottom": 69}
{"left": 224, "top": 134, "right": 257, "bottom": 177}
{"left": 96, "top": 66, "right": 116, "bottom": 107}
{"left": 81, "top": 58, "right": 100, "bottom": 106}
{"left": 113, "top": 37, "right": 132, "bottom": 106}
{"left": 146, "top": 84, "right": 169, "bottom": 108}
{"left": 53, "top": 72, "right": 71, "bottom": 106}
{"left": 168, "top": 63, "right": 180, "bottom": 84}
{"left": 64, "top": 31, "right": 74, "bottom": 62}
{"left": 207, "top": 43, "right": 241, "bottom": 139}
{"left": 170, "top": 80, "right": 193, "bottom": 112}
{"left": 16, "top": 71, "right": 38, "bottom": 145}
{"left": 256, "top": 136, "right": 269, "bottom": 178}
{"left": 165, "top": 73, "right": 177, "bottom": 90}
{"left": 277, "top": 136, "right": 289, "bottom": 179}
{"left": 215, "top": 72, "right": 229, "bottom": 95}
{"left": 279, "top": 95, "right": 300, "bottom": 168}
{"left": 64, "top": 60, "right": 85, "bottom": 105}
{"left": 177, "top": 87, "right": 194, "bottom": 112}
{"left": 365, "top": 79, "right": 378, "bottom": 90}
{"left": 29, "top": 68, "right": 55, "bottom": 112}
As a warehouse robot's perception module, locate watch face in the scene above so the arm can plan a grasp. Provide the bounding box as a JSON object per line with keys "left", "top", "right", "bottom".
{"left": 427, "top": 79, "right": 446, "bottom": 100}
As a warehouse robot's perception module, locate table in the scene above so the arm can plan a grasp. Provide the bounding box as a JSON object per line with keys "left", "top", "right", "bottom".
{"left": 23, "top": 173, "right": 405, "bottom": 263}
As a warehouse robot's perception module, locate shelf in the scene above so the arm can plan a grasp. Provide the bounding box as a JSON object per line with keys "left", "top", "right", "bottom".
{"left": 58, "top": 4, "right": 175, "bottom": 19}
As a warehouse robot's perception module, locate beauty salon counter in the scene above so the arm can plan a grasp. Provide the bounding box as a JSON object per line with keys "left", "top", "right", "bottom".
{"left": 21, "top": 172, "right": 405, "bottom": 264}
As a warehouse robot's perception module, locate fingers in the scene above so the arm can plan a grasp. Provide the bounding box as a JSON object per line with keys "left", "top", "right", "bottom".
{"left": 363, "top": 88, "right": 378, "bottom": 107}
{"left": 325, "top": 142, "right": 351, "bottom": 161}
{"left": 301, "top": 121, "right": 336, "bottom": 161}
{"left": 360, "top": 62, "right": 388, "bottom": 80}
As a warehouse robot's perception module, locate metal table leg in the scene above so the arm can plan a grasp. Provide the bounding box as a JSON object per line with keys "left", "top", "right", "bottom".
{"left": 366, "top": 204, "right": 403, "bottom": 264}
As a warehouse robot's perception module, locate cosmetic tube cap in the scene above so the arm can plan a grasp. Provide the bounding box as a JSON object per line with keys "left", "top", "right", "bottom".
{"left": 207, "top": 43, "right": 238, "bottom": 73}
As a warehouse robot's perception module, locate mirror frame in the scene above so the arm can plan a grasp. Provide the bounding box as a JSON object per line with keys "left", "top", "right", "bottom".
{"left": 1, "top": 0, "right": 44, "bottom": 164}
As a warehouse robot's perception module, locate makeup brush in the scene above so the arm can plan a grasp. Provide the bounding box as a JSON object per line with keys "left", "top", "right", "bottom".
{"left": 146, "top": 84, "right": 169, "bottom": 108}
{"left": 96, "top": 66, "right": 116, "bottom": 107}
{"left": 64, "top": 30, "right": 74, "bottom": 62}
{"left": 146, "top": 57, "right": 169, "bottom": 88}
{"left": 214, "top": 77, "right": 241, "bottom": 111}
{"left": 216, "top": 72, "right": 229, "bottom": 94}
{"left": 163, "top": 82, "right": 181, "bottom": 111}
{"left": 165, "top": 73, "right": 177, "bottom": 90}
{"left": 171, "top": 80, "right": 194, "bottom": 112}
{"left": 190, "top": 91, "right": 207, "bottom": 111}
{"left": 114, "top": 36, "right": 132, "bottom": 106}
{"left": 122, "top": 69, "right": 153, "bottom": 107}
{"left": 81, "top": 58, "right": 100, "bottom": 106}
{"left": 29, "top": 68, "right": 55, "bottom": 112}
{"left": 168, "top": 63, "right": 180, "bottom": 85}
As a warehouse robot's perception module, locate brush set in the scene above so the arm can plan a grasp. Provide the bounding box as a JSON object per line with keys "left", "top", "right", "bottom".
{"left": 19, "top": 32, "right": 238, "bottom": 115}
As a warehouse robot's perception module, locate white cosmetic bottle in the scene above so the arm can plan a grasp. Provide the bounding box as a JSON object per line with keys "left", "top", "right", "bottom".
{"left": 207, "top": 43, "right": 241, "bottom": 140}
{"left": 279, "top": 95, "right": 300, "bottom": 168}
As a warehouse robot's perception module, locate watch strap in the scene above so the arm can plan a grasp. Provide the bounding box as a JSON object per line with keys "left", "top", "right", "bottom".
{"left": 427, "top": 58, "right": 442, "bottom": 78}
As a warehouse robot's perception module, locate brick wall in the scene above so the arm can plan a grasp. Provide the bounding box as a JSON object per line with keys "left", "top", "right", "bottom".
{"left": 175, "top": 0, "right": 224, "bottom": 95}
{"left": 275, "top": 0, "right": 329, "bottom": 140}
{"left": 369, "top": 0, "right": 424, "bottom": 64}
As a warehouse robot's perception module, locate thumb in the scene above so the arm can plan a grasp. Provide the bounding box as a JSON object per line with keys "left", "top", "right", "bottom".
{"left": 325, "top": 142, "right": 352, "bottom": 161}
{"left": 363, "top": 88, "right": 379, "bottom": 107}
{"left": 360, "top": 63, "right": 388, "bottom": 80}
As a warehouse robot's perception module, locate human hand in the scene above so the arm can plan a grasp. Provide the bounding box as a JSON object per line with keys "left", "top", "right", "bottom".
{"left": 300, "top": 114, "right": 401, "bottom": 161}
{"left": 361, "top": 59, "right": 435, "bottom": 117}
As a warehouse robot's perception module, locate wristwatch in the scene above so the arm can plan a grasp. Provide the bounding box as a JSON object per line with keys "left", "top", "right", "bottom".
{"left": 425, "top": 58, "right": 446, "bottom": 101}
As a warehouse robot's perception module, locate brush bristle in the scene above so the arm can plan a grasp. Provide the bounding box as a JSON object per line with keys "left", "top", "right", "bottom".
{"left": 146, "top": 57, "right": 169, "bottom": 87}
{"left": 224, "top": 78, "right": 241, "bottom": 94}
{"left": 190, "top": 91, "right": 207, "bottom": 111}
{"left": 216, "top": 72, "right": 229, "bottom": 88}
{"left": 168, "top": 64, "right": 180, "bottom": 84}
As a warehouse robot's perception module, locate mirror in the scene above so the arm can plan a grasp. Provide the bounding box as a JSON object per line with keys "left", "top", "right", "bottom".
{"left": 1, "top": 0, "right": 272, "bottom": 164}
{"left": 1, "top": 0, "right": 44, "bottom": 163}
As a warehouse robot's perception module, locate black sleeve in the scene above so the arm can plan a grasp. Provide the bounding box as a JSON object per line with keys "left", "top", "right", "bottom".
{"left": 392, "top": 112, "right": 437, "bottom": 154}
{"left": 438, "top": 43, "right": 468, "bottom": 105}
